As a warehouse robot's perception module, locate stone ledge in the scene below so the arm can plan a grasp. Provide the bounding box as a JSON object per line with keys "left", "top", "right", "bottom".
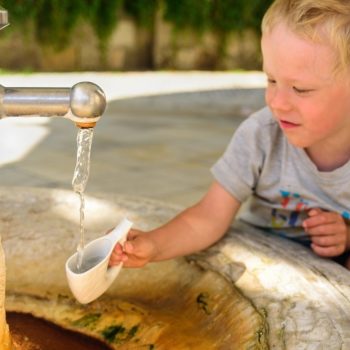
{"left": 1, "top": 187, "right": 349, "bottom": 349}
{"left": 191, "top": 222, "right": 350, "bottom": 349}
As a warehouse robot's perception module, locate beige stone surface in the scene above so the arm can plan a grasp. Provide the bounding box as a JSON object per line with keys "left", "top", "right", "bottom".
{"left": 2, "top": 187, "right": 267, "bottom": 349}
{"left": 0, "top": 187, "right": 349, "bottom": 349}
{"left": 192, "top": 223, "right": 350, "bottom": 349}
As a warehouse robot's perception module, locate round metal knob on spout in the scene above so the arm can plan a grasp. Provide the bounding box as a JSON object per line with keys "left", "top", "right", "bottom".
{"left": 70, "top": 82, "right": 106, "bottom": 128}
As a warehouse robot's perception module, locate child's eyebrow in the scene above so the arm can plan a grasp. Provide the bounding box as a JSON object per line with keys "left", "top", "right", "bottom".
{"left": 261, "top": 67, "right": 316, "bottom": 85}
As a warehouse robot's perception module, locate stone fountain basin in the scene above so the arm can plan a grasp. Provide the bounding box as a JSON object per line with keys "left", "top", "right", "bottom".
{"left": 2, "top": 187, "right": 350, "bottom": 349}
{"left": 2, "top": 187, "right": 267, "bottom": 349}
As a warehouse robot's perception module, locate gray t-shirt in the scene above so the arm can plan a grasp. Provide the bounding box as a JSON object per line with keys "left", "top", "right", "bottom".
{"left": 211, "top": 107, "right": 350, "bottom": 243}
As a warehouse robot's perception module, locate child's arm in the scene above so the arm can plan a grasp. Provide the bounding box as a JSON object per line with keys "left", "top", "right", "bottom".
{"left": 110, "top": 181, "right": 241, "bottom": 267}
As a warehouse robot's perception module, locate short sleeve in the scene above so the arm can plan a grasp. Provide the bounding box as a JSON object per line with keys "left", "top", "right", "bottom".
{"left": 211, "top": 112, "right": 266, "bottom": 202}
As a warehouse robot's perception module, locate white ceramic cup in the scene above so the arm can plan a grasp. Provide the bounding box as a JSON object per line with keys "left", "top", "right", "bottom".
{"left": 65, "top": 217, "right": 133, "bottom": 304}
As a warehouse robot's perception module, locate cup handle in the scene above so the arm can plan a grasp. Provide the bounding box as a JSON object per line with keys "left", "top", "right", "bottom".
{"left": 106, "top": 217, "right": 133, "bottom": 245}
{"left": 105, "top": 218, "right": 132, "bottom": 284}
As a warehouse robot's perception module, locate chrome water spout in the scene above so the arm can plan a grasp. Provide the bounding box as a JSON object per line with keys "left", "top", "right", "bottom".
{"left": 0, "top": 82, "right": 106, "bottom": 128}
{"left": 0, "top": 7, "right": 106, "bottom": 128}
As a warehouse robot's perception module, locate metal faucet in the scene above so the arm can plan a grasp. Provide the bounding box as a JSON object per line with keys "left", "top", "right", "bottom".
{"left": 0, "top": 6, "right": 106, "bottom": 128}
{"left": 0, "top": 83, "right": 106, "bottom": 128}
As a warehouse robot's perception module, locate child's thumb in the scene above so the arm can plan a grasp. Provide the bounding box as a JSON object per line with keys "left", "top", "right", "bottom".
{"left": 124, "top": 241, "right": 134, "bottom": 254}
{"left": 127, "top": 228, "right": 143, "bottom": 240}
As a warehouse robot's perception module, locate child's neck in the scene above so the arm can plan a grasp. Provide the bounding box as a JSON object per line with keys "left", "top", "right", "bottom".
{"left": 305, "top": 145, "right": 350, "bottom": 172}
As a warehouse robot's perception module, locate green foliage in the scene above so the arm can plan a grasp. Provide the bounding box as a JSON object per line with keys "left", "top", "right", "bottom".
{"left": 1, "top": 0, "right": 37, "bottom": 25}
{"left": 0, "top": 0, "right": 274, "bottom": 52}
{"left": 35, "top": 0, "right": 84, "bottom": 49}
{"left": 124, "top": 0, "right": 158, "bottom": 28}
{"left": 87, "top": 0, "right": 123, "bottom": 46}
{"left": 163, "top": 0, "right": 212, "bottom": 33}
{"left": 244, "top": 0, "right": 276, "bottom": 33}
{"left": 1, "top": 0, "right": 122, "bottom": 49}
{"left": 163, "top": 0, "right": 273, "bottom": 34}
{"left": 211, "top": 0, "right": 246, "bottom": 33}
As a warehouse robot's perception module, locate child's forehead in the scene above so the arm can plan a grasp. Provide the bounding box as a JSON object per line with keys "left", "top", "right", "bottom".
{"left": 262, "top": 20, "right": 331, "bottom": 48}
{"left": 262, "top": 18, "right": 344, "bottom": 75}
{"left": 261, "top": 21, "right": 338, "bottom": 81}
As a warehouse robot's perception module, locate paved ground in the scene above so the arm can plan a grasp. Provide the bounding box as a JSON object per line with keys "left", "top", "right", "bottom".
{"left": 0, "top": 72, "right": 266, "bottom": 207}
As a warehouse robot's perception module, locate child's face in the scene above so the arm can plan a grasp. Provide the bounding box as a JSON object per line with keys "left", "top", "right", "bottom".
{"left": 261, "top": 21, "right": 350, "bottom": 154}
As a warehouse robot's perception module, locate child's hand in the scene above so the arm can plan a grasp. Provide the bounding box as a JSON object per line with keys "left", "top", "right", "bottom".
{"left": 109, "top": 229, "right": 158, "bottom": 268}
{"left": 303, "top": 208, "right": 350, "bottom": 258}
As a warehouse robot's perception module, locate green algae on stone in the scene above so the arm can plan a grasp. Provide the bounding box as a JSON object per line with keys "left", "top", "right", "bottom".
{"left": 71, "top": 313, "right": 102, "bottom": 329}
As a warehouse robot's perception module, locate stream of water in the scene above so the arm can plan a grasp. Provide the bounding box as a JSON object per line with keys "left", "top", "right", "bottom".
{"left": 72, "top": 128, "right": 94, "bottom": 272}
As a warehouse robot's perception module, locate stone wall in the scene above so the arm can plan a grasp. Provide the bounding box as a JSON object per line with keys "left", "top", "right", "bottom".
{"left": 0, "top": 15, "right": 261, "bottom": 71}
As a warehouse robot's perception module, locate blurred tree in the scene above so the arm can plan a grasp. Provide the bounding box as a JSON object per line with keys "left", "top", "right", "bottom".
{"left": 163, "top": 0, "right": 212, "bottom": 33}
{"left": 211, "top": 0, "right": 246, "bottom": 33}
{"left": 209, "top": 0, "right": 272, "bottom": 67}
{"left": 0, "top": 0, "right": 274, "bottom": 69}
{"left": 1, "top": 0, "right": 34, "bottom": 24}
{"left": 124, "top": 0, "right": 158, "bottom": 28}
{"left": 1, "top": 0, "right": 273, "bottom": 48}
{"left": 86, "top": 0, "right": 123, "bottom": 50}
{"left": 35, "top": 0, "right": 84, "bottom": 49}
{"left": 245, "top": 0, "right": 275, "bottom": 33}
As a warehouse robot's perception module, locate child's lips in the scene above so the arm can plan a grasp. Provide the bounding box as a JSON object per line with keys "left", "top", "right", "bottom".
{"left": 279, "top": 120, "right": 300, "bottom": 129}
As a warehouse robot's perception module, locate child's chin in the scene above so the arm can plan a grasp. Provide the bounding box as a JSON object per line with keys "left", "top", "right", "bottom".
{"left": 284, "top": 136, "right": 310, "bottom": 149}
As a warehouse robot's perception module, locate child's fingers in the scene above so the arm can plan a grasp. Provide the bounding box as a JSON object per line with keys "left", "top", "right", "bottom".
{"left": 123, "top": 241, "right": 134, "bottom": 254}
{"left": 311, "top": 243, "right": 345, "bottom": 257}
{"left": 308, "top": 208, "right": 323, "bottom": 217}
{"left": 124, "top": 238, "right": 151, "bottom": 258}
{"left": 310, "top": 233, "right": 344, "bottom": 247}
{"left": 110, "top": 232, "right": 155, "bottom": 268}
{"left": 111, "top": 241, "right": 134, "bottom": 260}
{"left": 303, "top": 211, "right": 339, "bottom": 229}
{"left": 305, "top": 222, "right": 342, "bottom": 237}
{"left": 303, "top": 215, "right": 324, "bottom": 229}
{"left": 110, "top": 239, "right": 146, "bottom": 267}
{"left": 127, "top": 229, "right": 144, "bottom": 241}
{"left": 109, "top": 249, "right": 128, "bottom": 266}
{"left": 113, "top": 242, "right": 124, "bottom": 254}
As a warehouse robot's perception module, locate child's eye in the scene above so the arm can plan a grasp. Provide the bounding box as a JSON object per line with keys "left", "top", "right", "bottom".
{"left": 293, "top": 86, "right": 312, "bottom": 94}
{"left": 267, "top": 78, "right": 276, "bottom": 85}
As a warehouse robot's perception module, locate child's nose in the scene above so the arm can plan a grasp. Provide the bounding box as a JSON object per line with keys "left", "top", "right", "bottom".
{"left": 266, "top": 86, "right": 292, "bottom": 111}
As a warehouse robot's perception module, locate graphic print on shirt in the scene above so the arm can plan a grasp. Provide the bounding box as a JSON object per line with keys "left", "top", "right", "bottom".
{"left": 342, "top": 211, "right": 350, "bottom": 220}
{"left": 271, "top": 191, "right": 350, "bottom": 229}
{"left": 271, "top": 190, "right": 309, "bottom": 228}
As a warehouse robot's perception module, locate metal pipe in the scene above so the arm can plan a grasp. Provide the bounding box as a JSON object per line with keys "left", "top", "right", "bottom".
{"left": 0, "top": 87, "right": 70, "bottom": 116}
{"left": 0, "top": 82, "right": 106, "bottom": 128}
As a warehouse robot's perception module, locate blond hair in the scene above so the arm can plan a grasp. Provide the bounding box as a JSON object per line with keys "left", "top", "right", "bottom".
{"left": 262, "top": 0, "right": 350, "bottom": 73}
